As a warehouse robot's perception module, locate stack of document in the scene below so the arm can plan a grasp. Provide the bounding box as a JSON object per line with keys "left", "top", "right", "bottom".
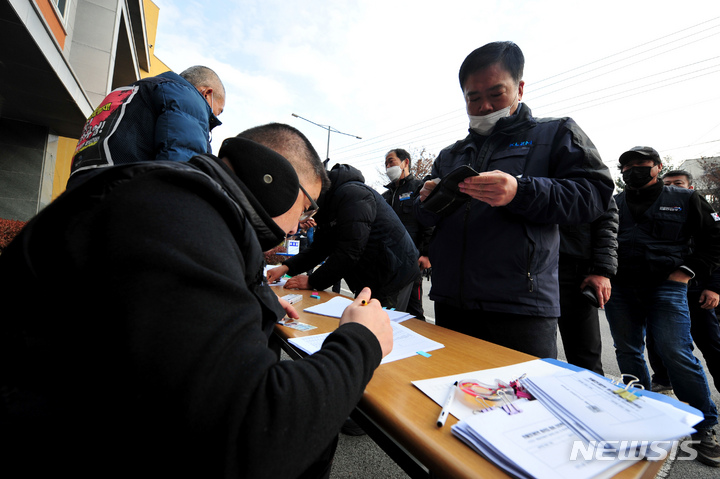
{"left": 452, "top": 399, "right": 641, "bottom": 479}
{"left": 303, "top": 296, "right": 414, "bottom": 322}
{"left": 413, "top": 360, "right": 703, "bottom": 479}
{"left": 288, "top": 321, "right": 443, "bottom": 364}
{"left": 521, "top": 369, "right": 701, "bottom": 449}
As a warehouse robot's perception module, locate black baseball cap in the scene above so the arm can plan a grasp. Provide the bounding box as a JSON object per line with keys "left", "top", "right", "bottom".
{"left": 618, "top": 146, "right": 661, "bottom": 166}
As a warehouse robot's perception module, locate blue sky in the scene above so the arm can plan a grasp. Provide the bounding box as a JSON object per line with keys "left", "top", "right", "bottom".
{"left": 152, "top": 0, "right": 720, "bottom": 188}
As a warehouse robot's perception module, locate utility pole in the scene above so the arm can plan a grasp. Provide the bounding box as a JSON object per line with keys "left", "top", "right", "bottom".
{"left": 291, "top": 113, "right": 362, "bottom": 165}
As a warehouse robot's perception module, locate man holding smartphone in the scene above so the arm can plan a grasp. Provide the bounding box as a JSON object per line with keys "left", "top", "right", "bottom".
{"left": 414, "top": 41, "right": 613, "bottom": 357}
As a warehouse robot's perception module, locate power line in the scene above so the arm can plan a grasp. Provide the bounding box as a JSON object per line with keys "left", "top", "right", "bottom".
{"left": 329, "top": 17, "right": 720, "bottom": 168}
{"left": 532, "top": 19, "right": 720, "bottom": 91}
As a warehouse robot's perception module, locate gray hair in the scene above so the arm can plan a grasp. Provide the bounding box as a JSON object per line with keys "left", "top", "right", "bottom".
{"left": 180, "top": 65, "right": 225, "bottom": 101}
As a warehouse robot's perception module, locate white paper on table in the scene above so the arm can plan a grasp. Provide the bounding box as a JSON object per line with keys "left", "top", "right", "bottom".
{"left": 524, "top": 370, "right": 700, "bottom": 446}
{"left": 288, "top": 321, "right": 443, "bottom": 364}
{"left": 452, "top": 399, "right": 638, "bottom": 479}
{"left": 303, "top": 296, "right": 414, "bottom": 322}
{"left": 412, "top": 359, "right": 572, "bottom": 421}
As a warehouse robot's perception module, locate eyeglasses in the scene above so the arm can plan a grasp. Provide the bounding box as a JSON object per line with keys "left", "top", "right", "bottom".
{"left": 298, "top": 184, "right": 319, "bottom": 222}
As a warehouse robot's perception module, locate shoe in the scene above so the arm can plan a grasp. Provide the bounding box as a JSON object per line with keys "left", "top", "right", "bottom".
{"left": 651, "top": 382, "right": 673, "bottom": 393}
{"left": 340, "top": 417, "right": 365, "bottom": 436}
{"left": 690, "top": 428, "right": 720, "bottom": 467}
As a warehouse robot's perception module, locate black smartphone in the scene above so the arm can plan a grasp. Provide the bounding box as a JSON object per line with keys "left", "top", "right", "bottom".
{"left": 582, "top": 286, "right": 600, "bottom": 308}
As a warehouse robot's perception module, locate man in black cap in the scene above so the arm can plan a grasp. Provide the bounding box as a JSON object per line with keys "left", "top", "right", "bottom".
{"left": 605, "top": 146, "right": 720, "bottom": 467}
{"left": 0, "top": 123, "right": 394, "bottom": 478}
{"left": 646, "top": 169, "right": 720, "bottom": 395}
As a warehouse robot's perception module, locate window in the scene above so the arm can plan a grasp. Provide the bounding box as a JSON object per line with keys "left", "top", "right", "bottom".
{"left": 53, "top": 0, "right": 67, "bottom": 18}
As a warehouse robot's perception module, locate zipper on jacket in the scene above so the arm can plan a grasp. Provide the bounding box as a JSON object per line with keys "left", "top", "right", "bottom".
{"left": 526, "top": 235, "right": 536, "bottom": 293}
{"left": 459, "top": 202, "right": 472, "bottom": 304}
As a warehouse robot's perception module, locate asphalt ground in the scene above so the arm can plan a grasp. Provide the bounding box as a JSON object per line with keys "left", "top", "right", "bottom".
{"left": 290, "top": 278, "right": 720, "bottom": 478}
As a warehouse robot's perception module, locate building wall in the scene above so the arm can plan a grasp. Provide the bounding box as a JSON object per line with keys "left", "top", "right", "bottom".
{"left": 33, "top": 0, "right": 67, "bottom": 48}
{"left": 52, "top": 136, "right": 77, "bottom": 199}
{"left": 0, "top": 118, "right": 48, "bottom": 220}
{"left": 51, "top": 0, "right": 170, "bottom": 197}
{"left": 142, "top": 0, "right": 170, "bottom": 77}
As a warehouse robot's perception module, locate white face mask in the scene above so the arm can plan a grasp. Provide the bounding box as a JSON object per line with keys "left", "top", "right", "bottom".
{"left": 387, "top": 165, "right": 403, "bottom": 182}
{"left": 468, "top": 94, "right": 518, "bottom": 135}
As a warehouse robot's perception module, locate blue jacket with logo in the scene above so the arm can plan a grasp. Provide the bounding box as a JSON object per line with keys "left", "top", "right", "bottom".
{"left": 414, "top": 103, "right": 614, "bottom": 316}
{"left": 69, "top": 71, "right": 221, "bottom": 180}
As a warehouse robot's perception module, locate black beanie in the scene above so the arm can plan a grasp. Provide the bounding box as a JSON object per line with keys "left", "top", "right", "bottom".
{"left": 218, "top": 137, "right": 299, "bottom": 217}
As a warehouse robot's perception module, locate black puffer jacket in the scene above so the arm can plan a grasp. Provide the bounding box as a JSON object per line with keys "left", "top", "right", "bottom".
{"left": 0, "top": 155, "right": 382, "bottom": 478}
{"left": 284, "top": 164, "right": 420, "bottom": 300}
{"left": 559, "top": 196, "right": 619, "bottom": 278}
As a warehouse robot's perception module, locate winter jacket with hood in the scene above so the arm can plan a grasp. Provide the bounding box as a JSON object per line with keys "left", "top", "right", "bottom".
{"left": 283, "top": 164, "right": 420, "bottom": 302}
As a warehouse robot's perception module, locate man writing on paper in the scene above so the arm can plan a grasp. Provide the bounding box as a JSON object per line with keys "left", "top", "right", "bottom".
{"left": 0, "top": 123, "right": 393, "bottom": 478}
{"left": 268, "top": 163, "right": 421, "bottom": 311}
{"left": 605, "top": 147, "right": 720, "bottom": 467}
{"left": 414, "top": 41, "right": 614, "bottom": 357}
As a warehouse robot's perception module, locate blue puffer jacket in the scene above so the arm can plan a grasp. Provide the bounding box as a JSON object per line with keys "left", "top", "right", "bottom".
{"left": 69, "top": 71, "right": 221, "bottom": 179}
{"left": 414, "top": 103, "right": 614, "bottom": 317}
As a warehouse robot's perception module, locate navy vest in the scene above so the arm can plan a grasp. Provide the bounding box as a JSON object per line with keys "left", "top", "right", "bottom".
{"left": 616, "top": 186, "right": 693, "bottom": 278}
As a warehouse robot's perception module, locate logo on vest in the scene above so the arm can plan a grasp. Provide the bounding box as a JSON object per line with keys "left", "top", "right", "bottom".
{"left": 659, "top": 206, "right": 682, "bottom": 212}
{"left": 508, "top": 140, "right": 532, "bottom": 148}
{"left": 712, "top": 213, "right": 720, "bottom": 222}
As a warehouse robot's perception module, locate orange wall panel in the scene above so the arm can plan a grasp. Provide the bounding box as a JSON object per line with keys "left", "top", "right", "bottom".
{"left": 34, "top": 0, "right": 66, "bottom": 49}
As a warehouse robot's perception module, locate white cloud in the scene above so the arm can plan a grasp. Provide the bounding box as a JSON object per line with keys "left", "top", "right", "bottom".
{"left": 152, "top": 0, "right": 720, "bottom": 186}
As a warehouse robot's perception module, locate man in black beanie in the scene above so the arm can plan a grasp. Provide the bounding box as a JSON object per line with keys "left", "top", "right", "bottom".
{"left": 0, "top": 123, "right": 393, "bottom": 478}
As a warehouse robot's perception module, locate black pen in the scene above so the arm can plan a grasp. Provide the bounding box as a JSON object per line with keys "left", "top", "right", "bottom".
{"left": 437, "top": 381, "right": 459, "bottom": 427}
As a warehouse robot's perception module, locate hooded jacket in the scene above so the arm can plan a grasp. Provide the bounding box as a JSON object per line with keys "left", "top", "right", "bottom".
{"left": 414, "top": 103, "right": 614, "bottom": 316}
{"left": 283, "top": 164, "right": 420, "bottom": 301}
{"left": 0, "top": 154, "right": 382, "bottom": 478}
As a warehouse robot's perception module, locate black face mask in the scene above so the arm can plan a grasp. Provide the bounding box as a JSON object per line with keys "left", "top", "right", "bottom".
{"left": 622, "top": 166, "right": 654, "bottom": 189}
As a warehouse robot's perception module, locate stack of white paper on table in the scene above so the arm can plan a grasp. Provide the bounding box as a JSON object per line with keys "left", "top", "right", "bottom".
{"left": 288, "top": 321, "right": 443, "bottom": 364}
{"left": 451, "top": 399, "right": 640, "bottom": 479}
{"left": 413, "top": 360, "right": 703, "bottom": 479}
{"left": 521, "top": 369, "right": 701, "bottom": 449}
{"left": 303, "top": 296, "right": 415, "bottom": 322}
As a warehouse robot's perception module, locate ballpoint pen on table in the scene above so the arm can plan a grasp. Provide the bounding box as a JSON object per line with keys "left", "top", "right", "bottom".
{"left": 437, "top": 381, "right": 459, "bottom": 427}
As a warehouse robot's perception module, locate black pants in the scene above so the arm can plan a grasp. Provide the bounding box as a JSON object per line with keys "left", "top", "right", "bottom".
{"left": 297, "top": 434, "right": 339, "bottom": 479}
{"left": 406, "top": 277, "right": 425, "bottom": 320}
{"left": 434, "top": 302, "right": 558, "bottom": 358}
{"left": 557, "top": 259, "right": 604, "bottom": 375}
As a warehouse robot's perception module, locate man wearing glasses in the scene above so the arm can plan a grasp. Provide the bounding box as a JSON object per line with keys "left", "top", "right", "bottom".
{"left": 0, "top": 123, "right": 394, "bottom": 478}
{"left": 268, "top": 163, "right": 421, "bottom": 311}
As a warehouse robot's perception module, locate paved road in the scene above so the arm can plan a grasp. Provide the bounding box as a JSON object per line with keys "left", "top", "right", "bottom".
{"left": 328, "top": 278, "right": 720, "bottom": 478}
